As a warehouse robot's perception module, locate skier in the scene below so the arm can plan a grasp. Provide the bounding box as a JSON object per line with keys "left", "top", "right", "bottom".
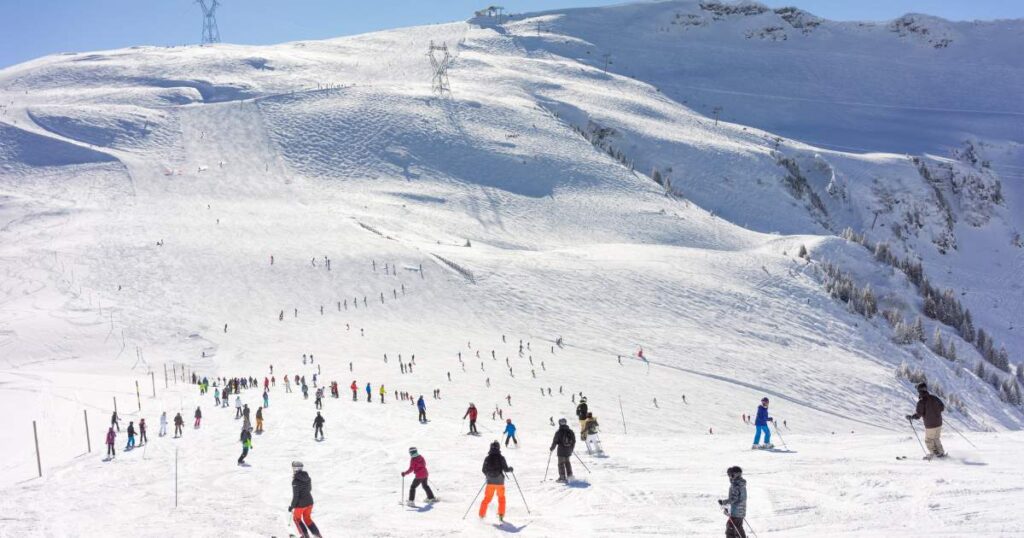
{"left": 215, "top": 389, "right": 221, "bottom": 407}
{"left": 463, "top": 403, "right": 479, "bottom": 435}
{"left": 125, "top": 421, "right": 136, "bottom": 450}
{"left": 173, "top": 412, "right": 184, "bottom": 438}
{"left": 549, "top": 418, "right": 575, "bottom": 482}
{"left": 380, "top": 384, "right": 387, "bottom": 403}
{"left": 238, "top": 427, "right": 252, "bottom": 465}
{"left": 159, "top": 411, "right": 168, "bottom": 437}
{"left": 315, "top": 390, "right": 322, "bottom": 410}
{"left": 503, "top": 419, "right": 518, "bottom": 447}
{"left": 583, "top": 412, "right": 604, "bottom": 455}
{"left": 286, "top": 376, "right": 293, "bottom": 393}
{"left": 289, "top": 462, "right": 323, "bottom": 538}
{"left": 313, "top": 411, "right": 325, "bottom": 441}
{"left": 575, "top": 397, "right": 589, "bottom": 440}
{"left": 365, "top": 382, "right": 372, "bottom": 402}
{"left": 194, "top": 406, "right": 202, "bottom": 428}
{"left": 416, "top": 395, "right": 427, "bottom": 422}
{"left": 351, "top": 380, "right": 358, "bottom": 401}
{"left": 111, "top": 410, "right": 120, "bottom": 432}
{"left": 235, "top": 396, "right": 243, "bottom": 419}
{"left": 255, "top": 406, "right": 264, "bottom": 434}
{"left": 906, "top": 382, "right": 946, "bottom": 459}
{"left": 302, "top": 383, "right": 309, "bottom": 400}
{"left": 401, "top": 447, "right": 438, "bottom": 505}
{"left": 718, "top": 466, "right": 748, "bottom": 538}
{"left": 105, "top": 426, "right": 116, "bottom": 458}
{"left": 752, "top": 397, "right": 774, "bottom": 449}
{"left": 138, "top": 418, "right": 148, "bottom": 446}
{"left": 479, "top": 441, "right": 513, "bottom": 522}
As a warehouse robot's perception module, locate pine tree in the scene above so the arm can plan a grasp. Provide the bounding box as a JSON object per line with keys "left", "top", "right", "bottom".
{"left": 946, "top": 341, "right": 957, "bottom": 362}
{"left": 911, "top": 317, "right": 925, "bottom": 343}
{"left": 931, "top": 327, "right": 944, "bottom": 356}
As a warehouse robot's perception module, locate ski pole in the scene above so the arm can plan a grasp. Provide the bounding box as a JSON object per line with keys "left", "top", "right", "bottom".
{"left": 907, "top": 418, "right": 928, "bottom": 456}
{"left": 509, "top": 471, "right": 531, "bottom": 514}
{"left": 771, "top": 422, "right": 788, "bottom": 450}
{"left": 462, "top": 481, "right": 486, "bottom": 520}
{"left": 572, "top": 451, "right": 591, "bottom": 474}
{"left": 400, "top": 475, "right": 405, "bottom": 505}
{"left": 543, "top": 450, "right": 552, "bottom": 482}
{"left": 744, "top": 517, "right": 760, "bottom": 538}
{"left": 943, "top": 419, "right": 978, "bottom": 449}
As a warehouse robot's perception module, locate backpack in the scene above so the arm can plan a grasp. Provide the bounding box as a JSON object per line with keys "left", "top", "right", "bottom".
{"left": 560, "top": 429, "right": 575, "bottom": 448}
{"left": 587, "top": 419, "right": 599, "bottom": 435}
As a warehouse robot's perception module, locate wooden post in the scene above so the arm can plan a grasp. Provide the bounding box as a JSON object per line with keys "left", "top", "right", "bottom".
{"left": 175, "top": 448, "right": 179, "bottom": 507}
{"left": 151, "top": 372, "right": 156, "bottom": 398}
{"left": 135, "top": 380, "right": 141, "bottom": 411}
{"left": 84, "top": 409, "right": 91, "bottom": 453}
{"left": 164, "top": 363, "right": 168, "bottom": 388}
{"left": 619, "top": 395, "right": 627, "bottom": 435}
{"left": 113, "top": 396, "right": 118, "bottom": 414}
{"left": 32, "top": 420, "right": 42, "bottom": 477}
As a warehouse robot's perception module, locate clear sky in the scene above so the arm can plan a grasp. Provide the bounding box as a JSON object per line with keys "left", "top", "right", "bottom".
{"left": 2, "top": 0, "right": 1022, "bottom": 69}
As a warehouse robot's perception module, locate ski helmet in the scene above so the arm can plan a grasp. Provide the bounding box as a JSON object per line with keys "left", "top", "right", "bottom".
{"left": 506, "top": 418, "right": 511, "bottom": 423}
{"left": 490, "top": 441, "right": 501, "bottom": 451}
{"left": 727, "top": 466, "right": 742, "bottom": 478}
{"left": 291, "top": 461, "right": 303, "bottom": 471}
{"left": 558, "top": 418, "right": 567, "bottom": 426}
{"left": 761, "top": 397, "right": 769, "bottom": 404}
{"left": 916, "top": 382, "right": 928, "bottom": 393}
{"left": 581, "top": 396, "right": 587, "bottom": 402}
{"left": 409, "top": 447, "right": 418, "bottom": 456}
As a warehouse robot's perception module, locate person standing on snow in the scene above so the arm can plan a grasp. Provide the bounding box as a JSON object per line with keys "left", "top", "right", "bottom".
{"left": 238, "top": 427, "right": 252, "bottom": 465}
{"left": 125, "top": 421, "right": 136, "bottom": 450}
{"left": 379, "top": 384, "right": 387, "bottom": 403}
{"left": 255, "top": 406, "right": 264, "bottom": 434}
{"left": 718, "top": 466, "right": 747, "bottom": 538}
{"left": 235, "top": 396, "right": 243, "bottom": 419}
{"left": 752, "top": 397, "right": 774, "bottom": 449}
{"left": 549, "top": 418, "right": 575, "bottom": 482}
{"left": 463, "top": 403, "right": 479, "bottom": 434}
{"left": 365, "top": 382, "right": 372, "bottom": 403}
{"left": 138, "top": 418, "right": 148, "bottom": 446}
{"left": 583, "top": 412, "right": 604, "bottom": 455}
{"left": 401, "top": 447, "right": 438, "bottom": 505}
{"left": 111, "top": 410, "right": 121, "bottom": 432}
{"left": 194, "top": 406, "right": 202, "bottom": 428}
{"left": 906, "top": 382, "right": 946, "bottom": 459}
{"left": 105, "top": 426, "right": 116, "bottom": 458}
{"left": 263, "top": 390, "right": 269, "bottom": 408}
{"left": 350, "top": 380, "right": 358, "bottom": 401}
{"left": 173, "top": 412, "right": 184, "bottom": 438}
{"left": 479, "top": 441, "right": 513, "bottom": 522}
{"left": 159, "top": 412, "right": 168, "bottom": 437}
{"left": 503, "top": 419, "right": 518, "bottom": 447}
{"left": 313, "top": 412, "right": 325, "bottom": 441}
{"left": 575, "top": 397, "right": 589, "bottom": 440}
{"left": 289, "top": 461, "right": 323, "bottom": 538}
{"left": 417, "top": 395, "right": 427, "bottom": 423}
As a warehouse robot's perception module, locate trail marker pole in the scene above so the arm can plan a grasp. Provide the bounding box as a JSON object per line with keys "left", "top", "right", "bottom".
{"left": 136, "top": 381, "right": 142, "bottom": 411}
{"left": 84, "top": 410, "right": 91, "bottom": 453}
{"left": 619, "top": 396, "right": 627, "bottom": 435}
{"left": 33, "top": 420, "right": 42, "bottom": 477}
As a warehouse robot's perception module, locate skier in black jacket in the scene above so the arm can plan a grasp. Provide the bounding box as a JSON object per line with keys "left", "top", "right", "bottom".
{"left": 575, "top": 397, "right": 589, "bottom": 440}
{"left": 549, "top": 418, "right": 576, "bottom": 482}
{"left": 906, "top": 382, "right": 947, "bottom": 459}
{"left": 289, "top": 461, "right": 322, "bottom": 538}
{"left": 478, "top": 441, "right": 513, "bottom": 521}
{"left": 313, "top": 412, "right": 325, "bottom": 441}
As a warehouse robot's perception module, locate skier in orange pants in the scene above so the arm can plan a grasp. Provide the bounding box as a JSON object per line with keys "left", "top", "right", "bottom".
{"left": 478, "top": 441, "right": 512, "bottom": 522}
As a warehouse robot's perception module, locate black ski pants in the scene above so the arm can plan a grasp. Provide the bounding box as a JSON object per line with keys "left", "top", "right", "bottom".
{"left": 726, "top": 517, "right": 746, "bottom": 538}
{"left": 409, "top": 477, "right": 434, "bottom": 501}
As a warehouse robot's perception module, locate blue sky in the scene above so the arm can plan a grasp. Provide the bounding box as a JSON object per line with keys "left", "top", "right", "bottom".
{"left": 2, "top": 1, "right": 1022, "bottom": 68}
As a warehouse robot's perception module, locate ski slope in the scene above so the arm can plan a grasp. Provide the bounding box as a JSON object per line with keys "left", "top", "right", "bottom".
{"left": 0, "top": 1, "right": 1022, "bottom": 536}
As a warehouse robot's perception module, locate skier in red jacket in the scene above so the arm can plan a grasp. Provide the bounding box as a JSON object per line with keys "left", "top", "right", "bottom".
{"left": 350, "top": 380, "right": 358, "bottom": 401}
{"left": 463, "top": 403, "right": 479, "bottom": 435}
{"left": 400, "top": 447, "right": 437, "bottom": 505}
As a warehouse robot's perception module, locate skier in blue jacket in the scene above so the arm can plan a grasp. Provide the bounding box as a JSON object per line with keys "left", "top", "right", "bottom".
{"left": 365, "top": 382, "right": 372, "bottom": 403}
{"left": 503, "top": 418, "right": 518, "bottom": 447}
{"left": 752, "top": 397, "right": 774, "bottom": 449}
{"left": 417, "top": 395, "right": 427, "bottom": 423}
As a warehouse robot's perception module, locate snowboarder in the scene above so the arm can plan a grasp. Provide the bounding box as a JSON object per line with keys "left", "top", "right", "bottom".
{"left": 906, "top": 382, "right": 946, "bottom": 459}
{"left": 125, "top": 421, "right": 136, "bottom": 450}
{"left": 575, "top": 397, "right": 589, "bottom": 440}
{"left": 238, "top": 427, "right": 252, "bottom": 465}
{"left": 290, "top": 462, "right": 322, "bottom": 538}
{"left": 194, "top": 406, "right": 202, "bottom": 428}
{"left": 313, "top": 412, "right": 325, "bottom": 441}
{"left": 583, "top": 412, "right": 604, "bottom": 455}
{"left": 550, "top": 418, "right": 575, "bottom": 482}
{"left": 463, "top": 403, "right": 479, "bottom": 434}
{"left": 718, "top": 466, "right": 747, "bottom": 538}
{"left": 503, "top": 419, "right": 518, "bottom": 447}
{"left": 105, "top": 426, "right": 116, "bottom": 458}
{"left": 159, "top": 412, "right": 168, "bottom": 437}
{"left": 255, "top": 406, "right": 264, "bottom": 433}
{"left": 479, "top": 441, "right": 513, "bottom": 521}
{"left": 401, "top": 447, "right": 437, "bottom": 505}
{"left": 417, "top": 395, "right": 427, "bottom": 422}
{"left": 752, "top": 397, "right": 774, "bottom": 449}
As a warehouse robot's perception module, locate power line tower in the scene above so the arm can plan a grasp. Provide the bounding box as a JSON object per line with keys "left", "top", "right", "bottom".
{"left": 427, "top": 41, "right": 452, "bottom": 95}
{"left": 197, "top": 0, "right": 221, "bottom": 45}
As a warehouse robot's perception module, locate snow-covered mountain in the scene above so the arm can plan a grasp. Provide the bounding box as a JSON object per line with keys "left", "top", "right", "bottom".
{"left": 0, "top": 1, "right": 1022, "bottom": 536}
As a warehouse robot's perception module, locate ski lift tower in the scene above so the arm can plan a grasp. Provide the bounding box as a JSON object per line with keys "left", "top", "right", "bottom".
{"left": 197, "top": 0, "right": 221, "bottom": 45}
{"left": 427, "top": 41, "right": 452, "bottom": 95}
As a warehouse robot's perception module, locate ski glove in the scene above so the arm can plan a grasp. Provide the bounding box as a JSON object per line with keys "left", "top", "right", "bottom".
{"left": 507, "top": 467, "right": 514, "bottom": 472}
{"left": 905, "top": 415, "right": 914, "bottom": 420}
{"left": 718, "top": 500, "right": 726, "bottom": 506}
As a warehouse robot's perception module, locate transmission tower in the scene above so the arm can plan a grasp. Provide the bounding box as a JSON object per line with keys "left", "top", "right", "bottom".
{"left": 197, "top": 0, "right": 221, "bottom": 45}
{"left": 427, "top": 41, "right": 452, "bottom": 95}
